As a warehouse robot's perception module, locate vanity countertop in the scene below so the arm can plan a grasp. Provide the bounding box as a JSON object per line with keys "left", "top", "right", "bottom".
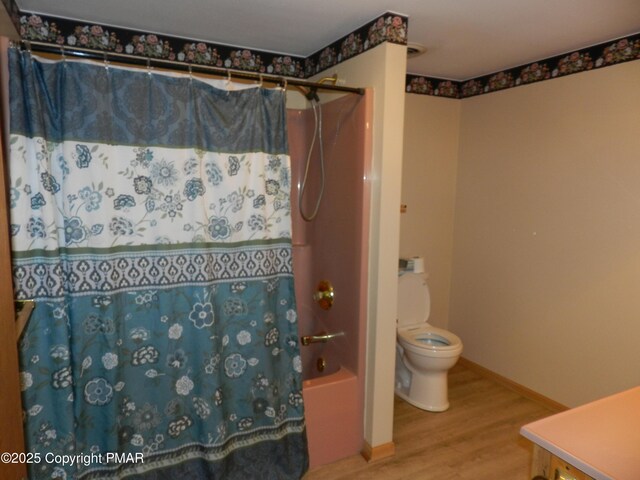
{"left": 520, "top": 386, "right": 640, "bottom": 480}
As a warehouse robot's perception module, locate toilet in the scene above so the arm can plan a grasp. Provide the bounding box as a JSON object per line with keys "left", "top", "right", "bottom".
{"left": 395, "top": 272, "right": 463, "bottom": 412}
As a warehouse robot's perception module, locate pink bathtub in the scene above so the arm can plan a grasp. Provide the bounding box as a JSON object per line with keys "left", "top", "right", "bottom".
{"left": 302, "top": 368, "right": 361, "bottom": 467}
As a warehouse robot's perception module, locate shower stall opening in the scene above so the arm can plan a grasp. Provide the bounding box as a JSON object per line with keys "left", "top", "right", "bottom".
{"left": 288, "top": 90, "right": 372, "bottom": 468}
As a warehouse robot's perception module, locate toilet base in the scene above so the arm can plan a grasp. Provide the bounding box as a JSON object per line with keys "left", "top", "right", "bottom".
{"left": 395, "top": 389, "right": 449, "bottom": 412}
{"left": 395, "top": 367, "right": 451, "bottom": 412}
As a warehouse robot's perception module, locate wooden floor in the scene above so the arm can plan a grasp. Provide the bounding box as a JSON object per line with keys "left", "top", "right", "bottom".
{"left": 304, "top": 363, "right": 555, "bottom": 479}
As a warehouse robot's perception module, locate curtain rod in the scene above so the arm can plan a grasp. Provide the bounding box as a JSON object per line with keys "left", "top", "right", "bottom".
{"left": 19, "top": 40, "right": 365, "bottom": 96}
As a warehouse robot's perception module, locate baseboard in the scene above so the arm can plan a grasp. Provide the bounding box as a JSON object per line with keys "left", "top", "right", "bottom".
{"left": 458, "top": 357, "right": 568, "bottom": 413}
{"left": 361, "top": 441, "right": 395, "bottom": 462}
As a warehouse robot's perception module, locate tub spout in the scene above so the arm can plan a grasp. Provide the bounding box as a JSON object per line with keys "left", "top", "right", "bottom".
{"left": 301, "top": 331, "right": 345, "bottom": 346}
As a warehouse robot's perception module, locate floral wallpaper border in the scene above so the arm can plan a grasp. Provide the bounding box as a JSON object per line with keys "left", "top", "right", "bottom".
{"left": 407, "top": 31, "right": 640, "bottom": 99}
{"left": 18, "top": 10, "right": 407, "bottom": 79}
{"left": 304, "top": 13, "right": 408, "bottom": 77}
{"left": 19, "top": 13, "right": 306, "bottom": 77}
{"left": 11, "top": 4, "right": 637, "bottom": 98}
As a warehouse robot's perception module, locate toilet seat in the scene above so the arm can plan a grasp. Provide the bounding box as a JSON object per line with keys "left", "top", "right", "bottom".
{"left": 398, "top": 323, "right": 462, "bottom": 357}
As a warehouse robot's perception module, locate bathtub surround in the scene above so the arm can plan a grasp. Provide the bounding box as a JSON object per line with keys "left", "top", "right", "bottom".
{"left": 288, "top": 92, "right": 371, "bottom": 468}
{"left": 9, "top": 50, "right": 308, "bottom": 478}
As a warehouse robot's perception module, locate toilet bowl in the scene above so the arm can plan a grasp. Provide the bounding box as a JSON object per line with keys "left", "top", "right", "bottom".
{"left": 395, "top": 272, "right": 463, "bottom": 412}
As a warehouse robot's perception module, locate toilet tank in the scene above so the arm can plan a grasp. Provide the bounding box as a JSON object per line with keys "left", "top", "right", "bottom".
{"left": 397, "top": 273, "right": 430, "bottom": 327}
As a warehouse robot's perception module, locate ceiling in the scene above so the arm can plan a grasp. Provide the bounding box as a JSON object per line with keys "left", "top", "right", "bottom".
{"left": 16, "top": 0, "right": 640, "bottom": 80}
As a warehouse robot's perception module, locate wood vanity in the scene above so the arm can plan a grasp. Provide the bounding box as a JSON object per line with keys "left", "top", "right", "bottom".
{"left": 521, "top": 386, "right": 640, "bottom": 480}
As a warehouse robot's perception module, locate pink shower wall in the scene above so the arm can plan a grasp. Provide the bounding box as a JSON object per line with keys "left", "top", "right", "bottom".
{"left": 288, "top": 91, "right": 371, "bottom": 467}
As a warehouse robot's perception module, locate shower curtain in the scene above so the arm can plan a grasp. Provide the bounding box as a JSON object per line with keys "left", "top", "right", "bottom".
{"left": 8, "top": 48, "right": 308, "bottom": 479}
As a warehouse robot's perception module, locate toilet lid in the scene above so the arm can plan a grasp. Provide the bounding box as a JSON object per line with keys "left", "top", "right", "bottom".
{"left": 397, "top": 273, "right": 430, "bottom": 327}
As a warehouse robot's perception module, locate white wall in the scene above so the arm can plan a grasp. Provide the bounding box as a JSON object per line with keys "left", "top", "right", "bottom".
{"left": 400, "top": 95, "right": 460, "bottom": 329}
{"left": 449, "top": 61, "right": 640, "bottom": 407}
{"left": 313, "top": 41, "right": 407, "bottom": 449}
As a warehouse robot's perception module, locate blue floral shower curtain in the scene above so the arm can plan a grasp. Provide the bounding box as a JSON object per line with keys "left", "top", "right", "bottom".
{"left": 9, "top": 48, "right": 307, "bottom": 479}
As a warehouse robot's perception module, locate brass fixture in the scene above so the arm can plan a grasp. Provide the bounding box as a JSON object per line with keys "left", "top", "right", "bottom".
{"left": 316, "top": 357, "right": 327, "bottom": 372}
{"left": 300, "top": 331, "right": 345, "bottom": 346}
{"left": 313, "top": 280, "right": 334, "bottom": 310}
{"left": 317, "top": 73, "right": 338, "bottom": 85}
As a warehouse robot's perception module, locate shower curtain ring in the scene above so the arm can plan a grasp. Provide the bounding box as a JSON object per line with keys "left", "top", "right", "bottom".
{"left": 258, "top": 74, "right": 263, "bottom": 88}
{"left": 188, "top": 63, "right": 193, "bottom": 82}
{"left": 103, "top": 52, "right": 109, "bottom": 71}
{"left": 147, "top": 58, "right": 152, "bottom": 76}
